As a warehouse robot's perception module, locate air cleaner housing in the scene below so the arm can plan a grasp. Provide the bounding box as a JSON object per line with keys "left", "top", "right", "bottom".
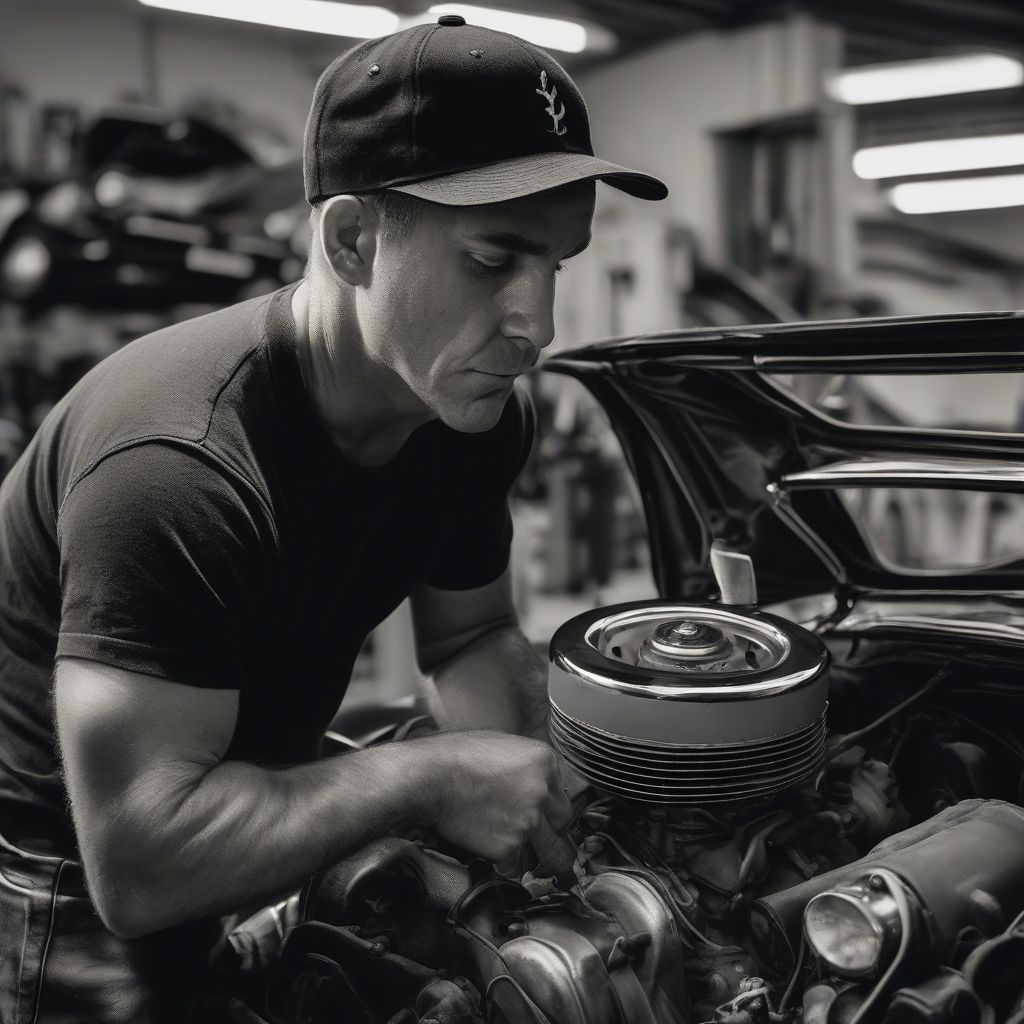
{"left": 548, "top": 601, "right": 829, "bottom": 805}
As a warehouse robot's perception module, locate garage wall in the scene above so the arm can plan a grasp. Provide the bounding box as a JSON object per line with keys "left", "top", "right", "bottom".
{"left": 552, "top": 15, "right": 849, "bottom": 347}
{"left": 576, "top": 14, "right": 841, "bottom": 259}
{"left": 1, "top": 0, "right": 150, "bottom": 116}
{"left": 0, "top": 0, "right": 329, "bottom": 149}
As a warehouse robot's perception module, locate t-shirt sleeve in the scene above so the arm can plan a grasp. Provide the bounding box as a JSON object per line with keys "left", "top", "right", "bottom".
{"left": 55, "top": 442, "right": 277, "bottom": 690}
{"left": 420, "top": 386, "right": 536, "bottom": 591}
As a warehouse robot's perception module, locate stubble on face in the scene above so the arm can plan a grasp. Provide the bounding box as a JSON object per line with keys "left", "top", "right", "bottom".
{"left": 362, "top": 182, "right": 595, "bottom": 434}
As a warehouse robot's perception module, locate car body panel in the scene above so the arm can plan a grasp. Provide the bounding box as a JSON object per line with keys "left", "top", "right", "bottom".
{"left": 543, "top": 312, "right": 1024, "bottom": 657}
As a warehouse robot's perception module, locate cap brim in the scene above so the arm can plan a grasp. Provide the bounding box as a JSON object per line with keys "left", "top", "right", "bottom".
{"left": 388, "top": 151, "right": 668, "bottom": 205}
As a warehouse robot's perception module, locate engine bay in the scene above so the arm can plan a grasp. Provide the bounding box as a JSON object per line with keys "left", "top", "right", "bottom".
{"left": 259, "top": 575, "right": 1024, "bottom": 1024}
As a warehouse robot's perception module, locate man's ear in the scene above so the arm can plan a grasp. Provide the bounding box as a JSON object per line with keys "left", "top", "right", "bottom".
{"left": 317, "top": 195, "right": 378, "bottom": 285}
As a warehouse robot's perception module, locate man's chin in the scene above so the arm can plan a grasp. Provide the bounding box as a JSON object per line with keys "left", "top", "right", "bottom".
{"left": 438, "top": 389, "right": 511, "bottom": 433}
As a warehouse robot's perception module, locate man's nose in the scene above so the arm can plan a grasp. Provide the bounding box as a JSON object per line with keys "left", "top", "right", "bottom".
{"left": 500, "top": 271, "right": 556, "bottom": 352}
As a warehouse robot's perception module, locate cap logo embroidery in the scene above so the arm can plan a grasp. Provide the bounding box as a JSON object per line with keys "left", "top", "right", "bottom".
{"left": 535, "top": 71, "right": 567, "bottom": 136}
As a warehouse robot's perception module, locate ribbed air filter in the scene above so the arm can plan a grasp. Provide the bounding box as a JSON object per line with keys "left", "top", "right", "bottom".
{"left": 548, "top": 602, "right": 830, "bottom": 806}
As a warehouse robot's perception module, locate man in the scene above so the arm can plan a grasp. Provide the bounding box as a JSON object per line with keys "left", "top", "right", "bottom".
{"left": 0, "top": 14, "right": 667, "bottom": 1021}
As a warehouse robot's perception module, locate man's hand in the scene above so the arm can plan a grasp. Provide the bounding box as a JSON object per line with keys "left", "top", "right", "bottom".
{"left": 412, "top": 730, "right": 575, "bottom": 881}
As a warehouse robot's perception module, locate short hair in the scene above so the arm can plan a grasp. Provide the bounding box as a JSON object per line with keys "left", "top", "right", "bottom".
{"left": 362, "top": 189, "right": 426, "bottom": 242}
{"left": 308, "top": 189, "right": 426, "bottom": 253}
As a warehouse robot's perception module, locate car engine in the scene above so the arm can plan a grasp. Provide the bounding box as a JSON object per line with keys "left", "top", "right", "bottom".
{"left": 263, "top": 553, "right": 1024, "bottom": 1024}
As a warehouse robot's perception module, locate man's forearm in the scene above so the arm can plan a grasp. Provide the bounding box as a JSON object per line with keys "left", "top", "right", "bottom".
{"left": 427, "top": 625, "right": 549, "bottom": 738}
{"left": 95, "top": 741, "right": 437, "bottom": 938}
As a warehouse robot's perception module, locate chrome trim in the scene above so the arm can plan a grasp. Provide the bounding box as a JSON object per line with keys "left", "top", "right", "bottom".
{"left": 553, "top": 650, "right": 823, "bottom": 700}
{"left": 753, "top": 347, "right": 1024, "bottom": 370}
{"left": 550, "top": 701, "right": 827, "bottom": 756}
{"left": 710, "top": 542, "right": 758, "bottom": 606}
{"left": 834, "top": 610, "right": 1024, "bottom": 647}
{"left": 558, "top": 605, "right": 821, "bottom": 699}
{"left": 774, "top": 457, "right": 1024, "bottom": 492}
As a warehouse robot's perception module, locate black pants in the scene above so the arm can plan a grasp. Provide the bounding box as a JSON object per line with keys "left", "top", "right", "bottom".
{"left": 0, "top": 830, "right": 240, "bottom": 1024}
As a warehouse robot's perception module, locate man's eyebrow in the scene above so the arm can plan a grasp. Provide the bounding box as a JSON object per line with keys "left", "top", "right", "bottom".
{"left": 469, "top": 231, "right": 593, "bottom": 259}
{"left": 471, "top": 232, "right": 549, "bottom": 256}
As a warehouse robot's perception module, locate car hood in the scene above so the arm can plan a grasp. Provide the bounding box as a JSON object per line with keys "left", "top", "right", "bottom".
{"left": 542, "top": 311, "right": 1024, "bottom": 620}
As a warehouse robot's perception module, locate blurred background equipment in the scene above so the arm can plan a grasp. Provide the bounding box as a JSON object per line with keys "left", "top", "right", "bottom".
{"left": 0, "top": 104, "right": 303, "bottom": 312}
{"left": 3, "top": 0, "right": 1024, "bottom": 710}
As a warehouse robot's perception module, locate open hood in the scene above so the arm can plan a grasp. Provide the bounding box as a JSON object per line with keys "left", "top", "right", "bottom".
{"left": 543, "top": 311, "right": 1024, "bottom": 609}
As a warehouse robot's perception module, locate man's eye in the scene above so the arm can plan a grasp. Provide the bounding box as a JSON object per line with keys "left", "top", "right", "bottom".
{"left": 468, "top": 253, "right": 513, "bottom": 274}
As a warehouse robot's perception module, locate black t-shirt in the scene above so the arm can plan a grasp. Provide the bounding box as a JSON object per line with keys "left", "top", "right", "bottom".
{"left": 0, "top": 284, "right": 533, "bottom": 853}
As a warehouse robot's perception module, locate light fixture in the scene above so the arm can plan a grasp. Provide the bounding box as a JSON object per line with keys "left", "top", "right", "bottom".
{"left": 889, "top": 173, "right": 1024, "bottom": 214}
{"left": 137, "top": 0, "right": 399, "bottom": 38}
{"left": 854, "top": 134, "right": 1024, "bottom": 180}
{"left": 427, "top": 4, "right": 587, "bottom": 53}
{"left": 827, "top": 53, "right": 1024, "bottom": 105}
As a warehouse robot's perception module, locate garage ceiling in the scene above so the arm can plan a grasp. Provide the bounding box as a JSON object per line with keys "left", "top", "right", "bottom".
{"left": 382, "top": 0, "right": 1024, "bottom": 68}
{"left": 562, "top": 0, "right": 1024, "bottom": 60}
{"left": 121, "top": 0, "right": 1024, "bottom": 62}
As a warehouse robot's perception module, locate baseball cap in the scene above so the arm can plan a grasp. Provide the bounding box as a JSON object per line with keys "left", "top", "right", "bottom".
{"left": 303, "top": 14, "right": 668, "bottom": 206}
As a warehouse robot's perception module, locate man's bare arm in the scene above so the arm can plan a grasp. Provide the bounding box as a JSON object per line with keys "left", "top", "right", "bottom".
{"left": 55, "top": 657, "right": 572, "bottom": 939}
{"left": 411, "top": 568, "right": 548, "bottom": 738}
{"left": 426, "top": 626, "right": 550, "bottom": 738}
{"left": 410, "top": 569, "right": 591, "bottom": 810}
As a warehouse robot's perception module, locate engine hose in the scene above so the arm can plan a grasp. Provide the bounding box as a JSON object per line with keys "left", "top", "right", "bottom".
{"left": 586, "top": 858, "right": 701, "bottom": 948}
{"left": 825, "top": 665, "right": 952, "bottom": 764}
{"left": 735, "top": 814, "right": 792, "bottom": 891}
{"left": 587, "top": 848, "right": 732, "bottom": 953}
{"left": 452, "top": 921, "right": 512, "bottom": 982}
{"left": 590, "top": 828, "right": 647, "bottom": 869}
{"left": 711, "top": 985, "right": 771, "bottom": 1018}
{"left": 631, "top": 838, "right": 697, "bottom": 908}
{"left": 776, "top": 932, "right": 806, "bottom": 1014}
{"left": 597, "top": 825, "right": 699, "bottom": 911}
{"left": 590, "top": 820, "right": 699, "bottom": 912}
{"left": 618, "top": 822, "right": 697, "bottom": 890}
{"left": 941, "top": 709, "right": 1024, "bottom": 763}
{"left": 484, "top": 975, "right": 555, "bottom": 1024}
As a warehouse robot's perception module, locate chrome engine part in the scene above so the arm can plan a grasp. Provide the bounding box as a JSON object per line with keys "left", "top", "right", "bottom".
{"left": 547, "top": 601, "right": 830, "bottom": 805}
{"left": 752, "top": 799, "right": 1024, "bottom": 980}
{"left": 269, "top": 838, "right": 690, "bottom": 1024}
{"left": 753, "top": 799, "right": 1024, "bottom": 1022}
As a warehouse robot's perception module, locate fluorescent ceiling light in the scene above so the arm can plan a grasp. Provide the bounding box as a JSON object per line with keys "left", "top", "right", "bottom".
{"left": 889, "top": 173, "right": 1024, "bottom": 214}
{"left": 828, "top": 53, "right": 1024, "bottom": 105}
{"left": 137, "top": 0, "right": 399, "bottom": 38}
{"left": 855, "top": 134, "right": 1024, "bottom": 180}
{"left": 428, "top": 4, "right": 587, "bottom": 53}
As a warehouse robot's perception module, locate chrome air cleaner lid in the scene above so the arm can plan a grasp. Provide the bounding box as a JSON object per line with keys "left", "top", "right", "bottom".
{"left": 548, "top": 601, "right": 830, "bottom": 804}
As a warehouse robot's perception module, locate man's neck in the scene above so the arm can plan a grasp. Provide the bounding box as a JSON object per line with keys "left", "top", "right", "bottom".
{"left": 290, "top": 280, "right": 432, "bottom": 466}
